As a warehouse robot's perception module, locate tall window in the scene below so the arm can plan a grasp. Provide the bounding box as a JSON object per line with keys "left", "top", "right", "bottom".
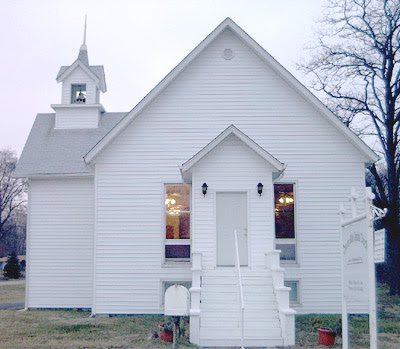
{"left": 165, "top": 185, "right": 191, "bottom": 261}
{"left": 274, "top": 184, "right": 296, "bottom": 261}
{"left": 71, "top": 84, "right": 86, "bottom": 104}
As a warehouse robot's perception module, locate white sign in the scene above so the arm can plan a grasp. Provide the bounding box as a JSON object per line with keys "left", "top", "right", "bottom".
{"left": 374, "top": 228, "right": 385, "bottom": 263}
{"left": 343, "top": 218, "right": 369, "bottom": 302}
{"left": 164, "top": 284, "right": 190, "bottom": 316}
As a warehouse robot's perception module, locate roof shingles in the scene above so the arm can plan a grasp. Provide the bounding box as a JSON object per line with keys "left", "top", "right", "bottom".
{"left": 14, "top": 112, "right": 126, "bottom": 177}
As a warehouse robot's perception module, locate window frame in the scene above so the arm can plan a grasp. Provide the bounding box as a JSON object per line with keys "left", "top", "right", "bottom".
{"left": 160, "top": 279, "right": 192, "bottom": 307}
{"left": 162, "top": 183, "right": 192, "bottom": 264}
{"left": 284, "top": 279, "right": 301, "bottom": 305}
{"left": 274, "top": 181, "right": 298, "bottom": 264}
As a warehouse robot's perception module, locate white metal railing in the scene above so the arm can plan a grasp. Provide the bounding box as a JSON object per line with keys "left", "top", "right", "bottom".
{"left": 234, "top": 229, "right": 245, "bottom": 349}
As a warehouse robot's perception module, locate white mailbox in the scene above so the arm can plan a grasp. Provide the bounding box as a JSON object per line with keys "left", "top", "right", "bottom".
{"left": 164, "top": 284, "right": 190, "bottom": 316}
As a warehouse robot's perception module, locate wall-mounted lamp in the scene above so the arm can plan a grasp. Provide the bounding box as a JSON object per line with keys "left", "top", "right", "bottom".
{"left": 202, "top": 183, "right": 208, "bottom": 197}
{"left": 257, "top": 182, "right": 263, "bottom": 196}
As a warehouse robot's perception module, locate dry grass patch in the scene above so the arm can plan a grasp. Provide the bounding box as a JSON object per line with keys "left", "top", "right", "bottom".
{"left": 0, "top": 282, "right": 25, "bottom": 304}
{"left": 0, "top": 309, "right": 195, "bottom": 348}
{"left": 1, "top": 283, "right": 400, "bottom": 348}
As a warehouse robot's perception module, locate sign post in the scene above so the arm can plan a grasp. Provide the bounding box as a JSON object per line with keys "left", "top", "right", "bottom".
{"left": 365, "top": 188, "right": 377, "bottom": 349}
{"left": 339, "top": 203, "right": 349, "bottom": 349}
{"left": 339, "top": 187, "right": 386, "bottom": 349}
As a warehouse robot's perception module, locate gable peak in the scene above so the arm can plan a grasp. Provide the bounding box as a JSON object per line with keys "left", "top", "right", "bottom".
{"left": 221, "top": 17, "right": 234, "bottom": 25}
{"left": 83, "top": 18, "right": 377, "bottom": 164}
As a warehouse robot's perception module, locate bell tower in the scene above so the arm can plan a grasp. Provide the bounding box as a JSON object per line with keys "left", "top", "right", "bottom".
{"left": 51, "top": 16, "right": 107, "bottom": 129}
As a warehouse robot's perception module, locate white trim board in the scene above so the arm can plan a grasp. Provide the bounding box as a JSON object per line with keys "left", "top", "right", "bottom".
{"left": 56, "top": 60, "right": 106, "bottom": 92}
{"left": 83, "top": 17, "right": 377, "bottom": 164}
{"left": 25, "top": 173, "right": 94, "bottom": 180}
{"left": 181, "top": 125, "right": 285, "bottom": 182}
{"left": 58, "top": 61, "right": 97, "bottom": 86}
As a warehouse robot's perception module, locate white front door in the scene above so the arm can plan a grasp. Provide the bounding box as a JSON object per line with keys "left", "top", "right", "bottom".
{"left": 216, "top": 192, "right": 248, "bottom": 266}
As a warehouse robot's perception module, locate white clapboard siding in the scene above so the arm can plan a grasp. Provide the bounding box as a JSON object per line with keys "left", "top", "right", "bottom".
{"left": 61, "top": 66, "right": 98, "bottom": 104}
{"left": 54, "top": 107, "right": 99, "bottom": 129}
{"left": 191, "top": 134, "right": 275, "bottom": 269}
{"left": 28, "top": 178, "right": 94, "bottom": 308}
{"left": 93, "top": 28, "right": 368, "bottom": 314}
{"left": 55, "top": 65, "right": 101, "bottom": 129}
{"left": 55, "top": 106, "right": 99, "bottom": 129}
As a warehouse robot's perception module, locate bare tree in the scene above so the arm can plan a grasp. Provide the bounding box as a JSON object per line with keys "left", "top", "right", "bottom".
{"left": 300, "top": 0, "right": 400, "bottom": 293}
{"left": 0, "top": 149, "right": 26, "bottom": 243}
{"left": 0, "top": 205, "right": 26, "bottom": 256}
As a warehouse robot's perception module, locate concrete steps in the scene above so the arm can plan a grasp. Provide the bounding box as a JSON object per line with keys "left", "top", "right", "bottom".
{"left": 199, "top": 337, "right": 284, "bottom": 347}
{"left": 199, "top": 268, "right": 283, "bottom": 347}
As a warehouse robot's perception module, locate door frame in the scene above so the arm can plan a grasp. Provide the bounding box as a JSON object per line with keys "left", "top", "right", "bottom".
{"left": 213, "top": 189, "right": 251, "bottom": 268}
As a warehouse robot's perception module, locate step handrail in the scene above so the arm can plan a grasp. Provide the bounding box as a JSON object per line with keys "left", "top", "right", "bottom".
{"left": 234, "top": 229, "right": 245, "bottom": 349}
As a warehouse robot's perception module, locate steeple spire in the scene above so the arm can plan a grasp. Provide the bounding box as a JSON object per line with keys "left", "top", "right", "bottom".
{"left": 83, "top": 14, "right": 87, "bottom": 46}
{"left": 78, "top": 15, "right": 89, "bottom": 66}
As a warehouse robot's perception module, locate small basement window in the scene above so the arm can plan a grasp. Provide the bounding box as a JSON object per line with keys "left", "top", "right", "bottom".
{"left": 284, "top": 280, "right": 300, "bottom": 304}
{"left": 162, "top": 281, "right": 192, "bottom": 305}
{"left": 71, "top": 84, "right": 86, "bottom": 104}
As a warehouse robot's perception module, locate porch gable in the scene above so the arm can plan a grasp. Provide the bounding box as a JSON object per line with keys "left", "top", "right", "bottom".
{"left": 181, "top": 125, "right": 285, "bottom": 183}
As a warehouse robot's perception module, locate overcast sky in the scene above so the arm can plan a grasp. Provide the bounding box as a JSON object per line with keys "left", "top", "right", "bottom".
{"left": 0, "top": 0, "right": 325, "bottom": 155}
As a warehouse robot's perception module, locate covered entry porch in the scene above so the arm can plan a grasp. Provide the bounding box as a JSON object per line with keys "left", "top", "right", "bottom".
{"left": 180, "top": 125, "right": 295, "bottom": 347}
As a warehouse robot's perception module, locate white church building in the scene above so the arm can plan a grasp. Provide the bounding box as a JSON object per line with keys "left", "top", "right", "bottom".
{"left": 15, "top": 18, "right": 377, "bottom": 347}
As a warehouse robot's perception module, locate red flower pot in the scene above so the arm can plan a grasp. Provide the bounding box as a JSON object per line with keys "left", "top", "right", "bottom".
{"left": 318, "top": 328, "right": 336, "bottom": 346}
{"left": 159, "top": 330, "right": 173, "bottom": 343}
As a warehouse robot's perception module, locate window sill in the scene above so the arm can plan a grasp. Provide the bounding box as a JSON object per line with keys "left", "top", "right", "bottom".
{"left": 280, "top": 260, "right": 300, "bottom": 267}
{"left": 290, "top": 302, "right": 302, "bottom": 308}
{"left": 162, "top": 262, "right": 192, "bottom": 268}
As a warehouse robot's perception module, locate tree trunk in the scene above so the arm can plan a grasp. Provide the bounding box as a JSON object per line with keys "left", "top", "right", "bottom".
{"left": 384, "top": 216, "right": 400, "bottom": 295}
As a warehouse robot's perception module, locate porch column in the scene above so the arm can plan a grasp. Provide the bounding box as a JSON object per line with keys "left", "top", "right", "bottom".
{"left": 189, "top": 252, "right": 202, "bottom": 345}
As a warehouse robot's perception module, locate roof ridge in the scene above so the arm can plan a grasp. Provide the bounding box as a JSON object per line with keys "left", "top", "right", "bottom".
{"left": 79, "top": 17, "right": 377, "bottom": 164}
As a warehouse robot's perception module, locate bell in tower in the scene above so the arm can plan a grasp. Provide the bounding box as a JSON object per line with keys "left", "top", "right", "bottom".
{"left": 52, "top": 15, "right": 107, "bottom": 129}
{"left": 71, "top": 85, "right": 87, "bottom": 104}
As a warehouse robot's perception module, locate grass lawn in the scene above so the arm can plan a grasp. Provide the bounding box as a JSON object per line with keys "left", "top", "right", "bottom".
{"left": 0, "top": 309, "right": 195, "bottom": 348}
{"left": 0, "top": 282, "right": 25, "bottom": 304}
{"left": 294, "top": 284, "right": 400, "bottom": 348}
{"left": 0, "top": 283, "right": 399, "bottom": 348}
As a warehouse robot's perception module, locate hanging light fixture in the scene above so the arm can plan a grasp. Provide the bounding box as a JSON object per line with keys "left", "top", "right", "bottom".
{"left": 257, "top": 182, "right": 263, "bottom": 196}
{"left": 202, "top": 183, "right": 208, "bottom": 197}
{"left": 165, "top": 197, "right": 176, "bottom": 207}
{"left": 278, "top": 194, "right": 294, "bottom": 205}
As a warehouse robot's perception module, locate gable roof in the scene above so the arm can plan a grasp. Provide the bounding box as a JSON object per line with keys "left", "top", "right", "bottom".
{"left": 83, "top": 17, "right": 378, "bottom": 164}
{"left": 56, "top": 45, "right": 107, "bottom": 92}
{"left": 56, "top": 60, "right": 107, "bottom": 92}
{"left": 14, "top": 112, "right": 126, "bottom": 178}
{"left": 181, "top": 125, "right": 285, "bottom": 179}
{"left": 56, "top": 64, "right": 105, "bottom": 84}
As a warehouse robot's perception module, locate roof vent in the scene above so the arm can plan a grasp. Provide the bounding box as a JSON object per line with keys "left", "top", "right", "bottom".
{"left": 222, "top": 48, "right": 234, "bottom": 60}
